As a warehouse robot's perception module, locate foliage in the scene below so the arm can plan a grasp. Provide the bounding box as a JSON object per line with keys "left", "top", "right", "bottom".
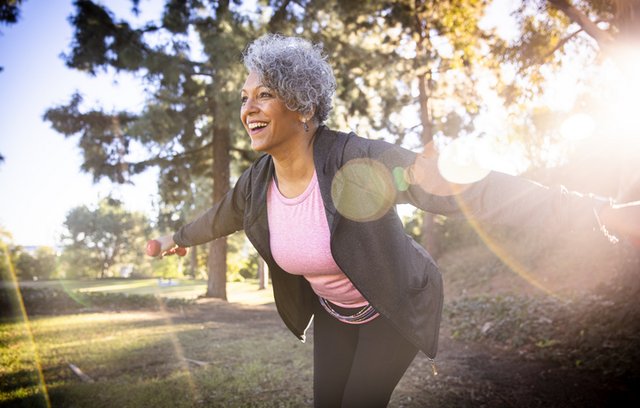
{"left": 226, "top": 232, "right": 259, "bottom": 282}
{"left": 293, "top": 0, "right": 492, "bottom": 144}
{"left": 509, "top": 0, "right": 639, "bottom": 66}
{"left": 287, "top": 0, "right": 501, "bottom": 257}
{"left": 0, "top": 0, "right": 25, "bottom": 26}
{"left": 447, "top": 294, "right": 564, "bottom": 347}
{"left": 0, "top": 0, "right": 25, "bottom": 77}
{"left": 1, "top": 229, "right": 59, "bottom": 284}
{"left": 43, "top": 1, "right": 639, "bottom": 297}
{"left": 14, "top": 247, "right": 58, "bottom": 281}
{"left": 402, "top": 207, "right": 550, "bottom": 259}
{"left": 0, "top": 286, "right": 193, "bottom": 317}
{"left": 149, "top": 252, "right": 184, "bottom": 279}
{"left": 60, "top": 197, "right": 151, "bottom": 279}
{"left": 445, "top": 249, "right": 640, "bottom": 378}
{"left": 0, "top": 228, "right": 57, "bottom": 282}
{"left": 43, "top": 0, "right": 298, "bottom": 299}
{"left": 485, "top": 0, "right": 640, "bottom": 170}
{"left": 497, "top": 0, "right": 639, "bottom": 98}
{"left": 0, "top": 227, "right": 15, "bottom": 280}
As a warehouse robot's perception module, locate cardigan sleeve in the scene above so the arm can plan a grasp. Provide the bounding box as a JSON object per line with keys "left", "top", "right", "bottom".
{"left": 173, "top": 168, "right": 250, "bottom": 247}
{"left": 346, "top": 134, "right": 607, "bottom": 234}
{"left": 433, "top": 171, "right": 607, "bottom": 233}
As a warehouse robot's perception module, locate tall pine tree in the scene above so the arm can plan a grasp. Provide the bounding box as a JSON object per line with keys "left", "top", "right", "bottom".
{"left": 45, "top": 0, "right": 297, "bottom": 299}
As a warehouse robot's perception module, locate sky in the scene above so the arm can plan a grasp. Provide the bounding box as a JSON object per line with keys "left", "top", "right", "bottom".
{"left": 0, "top": 0, "right": 165, "bottom": 247}
{"left": 0, "top": 0, "right": 522, "bottom": 248}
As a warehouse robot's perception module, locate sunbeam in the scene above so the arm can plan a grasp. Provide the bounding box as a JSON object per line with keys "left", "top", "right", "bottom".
{"left": 1, "top": 241, "right": 51, "bottom": 407}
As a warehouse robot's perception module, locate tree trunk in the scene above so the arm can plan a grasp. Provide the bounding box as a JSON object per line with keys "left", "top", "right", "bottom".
{"left": 205, "top": 112, "right": 231, "bottom": 299}
{"left": 258, "top": 257, "right": 269, "bottom": 290}
{"left": 411, "top": 6, "right": 440, "bottom": 258}
{"left": 202, "top": 2, "right": 233, "bottom": 300}
{"left": 417, "top": 69, "right": 440, "bottom": 258}
{"left": 188, "top": 245, "right": 197, "bottom": 278}
{"left": 207, "top": 239, "right": 227, "bottom": 299}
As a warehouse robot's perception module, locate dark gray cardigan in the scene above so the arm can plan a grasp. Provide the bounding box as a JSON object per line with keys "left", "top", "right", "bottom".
{"left": 174, "top": 126, "right": 602, "bottom": 358}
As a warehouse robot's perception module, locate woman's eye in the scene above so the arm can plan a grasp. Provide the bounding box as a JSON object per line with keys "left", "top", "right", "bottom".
{"left": 240, "top": 96, "right": 248, "bottom": 104}
{"left": 259, "top": 92, "right": 272, "bottom": 98}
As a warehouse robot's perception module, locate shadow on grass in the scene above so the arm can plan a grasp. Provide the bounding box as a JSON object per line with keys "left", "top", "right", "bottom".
{"left": 1, "top": 299, "right": 312, "bottom": 408}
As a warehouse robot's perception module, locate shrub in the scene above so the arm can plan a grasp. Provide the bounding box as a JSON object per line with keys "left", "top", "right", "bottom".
{"left": 0, "top": 286, "right": 192, "bottom": 317}
{"left": 445, "top": 249, "right": 640, "bottom": 378}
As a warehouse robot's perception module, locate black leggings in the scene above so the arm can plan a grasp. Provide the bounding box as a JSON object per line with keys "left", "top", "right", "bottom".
{"left": 312, "top": 299, "right": 419, "bottom": 408}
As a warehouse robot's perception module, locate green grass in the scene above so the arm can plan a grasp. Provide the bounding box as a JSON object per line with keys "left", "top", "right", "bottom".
{"left": 11, "top": 278, "right": 276, "bottom": 304}
{"left": 1, "top": 281, "right": 310, "bottom": 407}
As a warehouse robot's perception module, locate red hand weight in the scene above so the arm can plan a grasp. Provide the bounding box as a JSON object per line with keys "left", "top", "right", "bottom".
{"left": 146, "top": 240, "right": 161, "bottom": 257}
{"left": 146, "top": 240, "right": 187, "bottom": 257}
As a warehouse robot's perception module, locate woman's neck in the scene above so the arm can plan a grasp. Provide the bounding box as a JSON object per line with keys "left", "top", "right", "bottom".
{"left": 272, "top": 124, "right": 318, "bottom": 198}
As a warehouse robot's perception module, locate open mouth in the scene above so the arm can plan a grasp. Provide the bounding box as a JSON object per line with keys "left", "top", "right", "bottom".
{"left": 248, "top": 122, "right": 268, "bottom": 133}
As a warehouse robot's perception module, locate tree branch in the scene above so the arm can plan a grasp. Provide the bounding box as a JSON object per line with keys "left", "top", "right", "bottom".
{"left": 547, "top": 0, "right": 615, "bottom": 49}
{"left": 268, "top": 0, "right": 292, "bottom": 31}
{"left": 542, "top": 27, "right": 584, "bottom": 61}
{"left": 133, "top": 141, "right": 214, "bottom": 170}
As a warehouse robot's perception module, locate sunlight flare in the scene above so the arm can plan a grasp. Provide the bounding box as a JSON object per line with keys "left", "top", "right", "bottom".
{"left": 437, "top": 137, "right": 492, "bottom": 185}
{"left": 154, "top": 289, "right": 203, "bottom": 405}
{"left": 449, "top": 196, "right": 562, "bottom": 300}
{"left": 560, "top": 113, "right": 595, "bottom": 142}
{"left": 0, "top": 241, "right": 51, "bottom": 408}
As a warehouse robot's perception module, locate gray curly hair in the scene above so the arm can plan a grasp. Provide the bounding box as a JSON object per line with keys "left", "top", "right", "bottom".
{"left": 242, "top": 34, "right": 337, "bottom": 124}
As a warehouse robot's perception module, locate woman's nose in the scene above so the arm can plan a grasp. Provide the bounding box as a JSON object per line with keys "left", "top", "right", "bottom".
{"left": 242, "top": 98, "right": 259, "bottom": 116}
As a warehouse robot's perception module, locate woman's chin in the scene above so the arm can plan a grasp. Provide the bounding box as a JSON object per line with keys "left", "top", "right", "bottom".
{"left": 250, "top": 140, "right": 267, "bottom": 152}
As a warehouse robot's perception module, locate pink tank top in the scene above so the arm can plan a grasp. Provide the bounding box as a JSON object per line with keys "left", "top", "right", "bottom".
{"left": 267, "top": 170, "right": 369, "bottom": 308}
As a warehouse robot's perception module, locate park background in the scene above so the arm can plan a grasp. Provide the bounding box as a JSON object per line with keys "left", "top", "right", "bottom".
{"left": 1, "top": 0, "right": 640, "bottom": 406}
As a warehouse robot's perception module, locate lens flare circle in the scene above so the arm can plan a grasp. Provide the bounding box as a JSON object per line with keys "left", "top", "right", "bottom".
{"left": 437, "top": 137, "right": 491, "bottom": 185}
{"left": 331, "top": 158, "right": 397, "bottom": 222}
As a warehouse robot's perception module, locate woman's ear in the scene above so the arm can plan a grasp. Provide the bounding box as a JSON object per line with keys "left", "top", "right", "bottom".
{"left": 297, "top": 112, "right": 312, "bottom": 132}
{"left": 301, "top": 108, "right": 315, "bottom": 123}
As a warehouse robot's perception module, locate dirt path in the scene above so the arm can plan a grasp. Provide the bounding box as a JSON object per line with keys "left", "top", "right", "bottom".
{"left": 182, "top": 299, "right": 639, "bottom": 407}
{"left": 393, "top": 331, "right": 638, "bottom": 407}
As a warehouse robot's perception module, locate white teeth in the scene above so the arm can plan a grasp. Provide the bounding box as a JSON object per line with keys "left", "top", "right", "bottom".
{"left": 248, "top": 122, "right": 268, "bottom": 129}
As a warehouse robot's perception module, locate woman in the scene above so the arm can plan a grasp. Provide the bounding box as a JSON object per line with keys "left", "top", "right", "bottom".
{"left": 152, "top": 34, "right": 639, "bottom": 407}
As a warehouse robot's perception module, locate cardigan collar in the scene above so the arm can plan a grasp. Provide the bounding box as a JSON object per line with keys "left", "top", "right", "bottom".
{"left": 313, "top": 125, "right": 348, "bottom": 232}
{"left": 247, "top": 125, "right": 345, "bottom": 228}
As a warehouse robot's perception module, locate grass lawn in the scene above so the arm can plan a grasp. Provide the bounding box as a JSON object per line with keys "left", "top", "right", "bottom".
{"left": 1, "top": 280, "right": 310, "bottom": 408}
{"left": 14, "top": 278, "right": 275, "bottom": 305}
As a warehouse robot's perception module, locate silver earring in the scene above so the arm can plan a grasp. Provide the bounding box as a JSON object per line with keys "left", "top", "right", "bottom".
{"left": 303, "top": 121, "right": 309, "bottom": 132}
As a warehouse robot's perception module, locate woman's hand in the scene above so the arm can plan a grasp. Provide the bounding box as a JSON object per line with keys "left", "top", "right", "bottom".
{"left": 599, "top": 201, "right": 640, "bottom": 246}
{"left": 157, "top": 234, "right": 176, "bottom": 252}
{"left": 147, "top": 234, "right": 185, "bottom": 257}
{"left": 406, "top": 142, "right": 475, "bottom": 197}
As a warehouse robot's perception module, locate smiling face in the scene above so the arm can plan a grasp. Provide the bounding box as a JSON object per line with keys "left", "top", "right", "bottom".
{"left": 240, "top": 71, "right": 305, "bottom": 154}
